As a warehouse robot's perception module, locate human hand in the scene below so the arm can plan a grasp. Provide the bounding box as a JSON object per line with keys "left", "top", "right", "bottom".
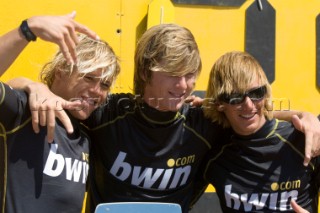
{"left": 26, "top": 82, "right": 83, "bottom": 143}
{"left": 185, "top": 95, "right": 204, "bottom": 107}
{"left": 290, "top": 200, "right": 309, "bottom": 213}
{"left": 27, "top": 11, "right": 98, "bottom": 65}
{"left": 291, "top": 113, "right": 320, "bottom": 166}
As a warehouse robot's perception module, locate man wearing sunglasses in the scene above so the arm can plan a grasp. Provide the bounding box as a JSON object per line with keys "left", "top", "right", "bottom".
{"left": 217, "top": 85, "right": 267, "bottom": 106}
{"left": 10, "top": 25, "right": 320, "bottom": 213}
{"left": 0, "top": 12, "right": 122, "bottom": 213}
{"left": 199, "top": 51, "right": 320, "bottom": 212}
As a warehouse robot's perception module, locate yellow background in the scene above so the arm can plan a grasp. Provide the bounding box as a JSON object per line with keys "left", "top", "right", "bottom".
{"left": 0, "top": 0, "right": 319, "bottom": 211}
{"left": 1, "top": 0, "right": 320, "bottom": 115}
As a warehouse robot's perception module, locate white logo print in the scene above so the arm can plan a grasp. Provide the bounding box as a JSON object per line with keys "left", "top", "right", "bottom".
{"left": 224, "top": 184, "right": 298, "bottom": 211}
{"left": 43, "top": 144, "right": 89, "bottom": 183}
{"left": 110, "top": 151, "right": 192, "bottom": 189}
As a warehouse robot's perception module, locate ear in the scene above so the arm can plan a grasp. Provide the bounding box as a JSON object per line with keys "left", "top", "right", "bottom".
{"left": 54, "top": 69, "right": 63, "bottom": 80}
{"left": 217, "top": 104, "right": 225, "bottom": 111}
{"left": 140, "top": 70, "right": 147, "bottom": 81}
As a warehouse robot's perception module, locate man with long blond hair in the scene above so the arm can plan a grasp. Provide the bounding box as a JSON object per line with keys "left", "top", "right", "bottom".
{"left": 0, "top": 13, "right": 120, "bottom": 213}
{"left": 200, "top": 51, "right": 319, "bottom": 212}
{"left": 11, "top": 24, "right": 320, "bottom": 213}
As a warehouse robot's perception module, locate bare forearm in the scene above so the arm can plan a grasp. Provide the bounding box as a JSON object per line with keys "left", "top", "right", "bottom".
{"left": 0, "top": 28, "right": 29, "bottom": 76}
{"left": 273, "top": 110, "right": 303, "bottom": 121}
{"left": 6, "top": 77, "right": 37, "bottom": 92}
{"left": 274, "top": 110, "right": 320, "bottom": 166}
{"left": 0, "top": 12, "right": 98, "bottom": 77}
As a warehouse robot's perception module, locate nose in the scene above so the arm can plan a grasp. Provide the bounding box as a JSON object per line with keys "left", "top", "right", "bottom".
{"left": 89, "top": 81, "right": 108, "bottom": 98}
{"left": 175, "top": 76, "right": 188, "bottom": 90}
{"left": 241, "top": 96, "right": 255, "bottom": 110}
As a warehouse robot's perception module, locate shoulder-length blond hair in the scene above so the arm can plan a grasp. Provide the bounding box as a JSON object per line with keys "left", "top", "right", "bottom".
{"left": 133, "top": 23, "right": 202, "bottom": 96}
{"left": 40, "top": 34, "right": 120, "bottom": 88}
{"left": 204, "top": 51, "right": 273, "bottom": 128}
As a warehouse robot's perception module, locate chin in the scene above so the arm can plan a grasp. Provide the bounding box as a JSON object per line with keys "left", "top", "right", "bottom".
{"left": 164, "top": 104, "right": 183, "bottom": 112}
{"left": 169, "top": 100, "right": 184, "bottom": 111}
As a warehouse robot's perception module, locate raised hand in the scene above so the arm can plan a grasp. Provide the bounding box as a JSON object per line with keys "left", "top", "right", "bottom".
{"left": 27, "top": 11, "right": 99, "bottom": 64}
{"left": 292, "top": 113, "right": 320, "bottom": 166}
{"left": 7, "top": 77, "right": 83, "bottom": 143}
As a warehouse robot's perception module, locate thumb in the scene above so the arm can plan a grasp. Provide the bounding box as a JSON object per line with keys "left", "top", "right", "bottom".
{"left": 67, "top": 11, "right": 77, "bottom": 19}
{"left": 291, "top": 200, "right": 309, "bottom": 213}
{"left": 292, "top": 114, "right": 303, "bottom": 131}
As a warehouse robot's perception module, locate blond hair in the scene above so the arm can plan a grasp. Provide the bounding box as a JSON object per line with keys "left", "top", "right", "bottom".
{"left": 204, "top": 51, "right": 273, "bottom": 128}
{"left": 134, "top": 23, "right": 202, "bottom": 96}
{"left": 40, "top": 34, "right": 120, "bottom": 88}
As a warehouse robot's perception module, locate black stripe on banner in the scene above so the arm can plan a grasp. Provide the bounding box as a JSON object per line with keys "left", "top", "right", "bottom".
{"left": 171, "top": 0, "right": 246, "bottom": 7}
{"left": 245, "top": 0, "right": 276, "bottom": 84}
{"left": 316, "top": 14, "right": 320, "bottom": 88}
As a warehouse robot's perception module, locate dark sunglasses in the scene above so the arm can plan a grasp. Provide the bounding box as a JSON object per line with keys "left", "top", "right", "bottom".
{"left": 218, "top": 85, "right": 267, "bottom": 105}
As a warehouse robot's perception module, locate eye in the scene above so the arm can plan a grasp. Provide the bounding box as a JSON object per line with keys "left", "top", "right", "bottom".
{"left": 84, "top": 75, "right": 95, "bottom": 81}
{"left": 185, "top": 73, "right": 196, "bottom": 79}
{"left": 229, "top": 93, "right": 243, "bottom": 100}
{"left": 229, "top": 97, "right": 244, "bottom": 105}
{"left": 100, "top": 82, "right": 111, "bottom": 90}
{"left": 227, "top": 93, "right": 244, "bottom": 105}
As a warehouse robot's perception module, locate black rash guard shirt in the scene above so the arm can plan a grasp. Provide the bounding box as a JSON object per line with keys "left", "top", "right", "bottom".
{"left": 83, "top": 93, "right": 223, "bottom": 213}
{"left": 0, "top": 82, "right": 90, "bottom": 213}
{"left": 202, "top": 119, "right": 320, "bottom": 212}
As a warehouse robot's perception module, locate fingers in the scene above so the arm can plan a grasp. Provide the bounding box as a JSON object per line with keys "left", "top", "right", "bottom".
{"left": 56, "top": 110, "right": 73, "bottom": 134}
{"left": 29, "top": 95, "right": 75, "bottom": 143}
{"left": 63, "top": 12, "right": 79, "bottom": 63}
{"left": 191, "top": 97, "right": 204, "bottom": 107}
{"left": 58, "top": 34, "right": 76, "bottom": 65}
{"left": 185, "top": 95, "right": 204, "bottom": 107}
{"left": 185, "top": 95, "right": 195, "bottom": 103}
{"left": 73, "top": 22, "right": 99, "bottom": 40}
{"left": 30, "top": 11, "right": 98, "bottom": 64}
{"left": 303, "top": 133, "right": 312, "bottom": 167}
{"left": 64, "top": 11, "right": 98, "bottom": 62}
{"left": 290, "top": 200, "right": 309, "bottom": 213}
{"left": 67, "top": 29, "right": 79, "bottom": 63}
{"left": 46, "top": 106, "right": 74, "bottom": 141}
{"left": 61, "top": 13, "right": 98, "bottom": 64}
{"left": 291, "top": 115, "right": 303, "bottom": 131}
{"left": 57, "top": 100, "right": 83, "bottom": 134}
{"left": 31, "top": 109, "right": 40, "bottom": 134}
{"left": 62, "top": 99, "right": 83, "bottom": 110}
{"left": 293, "top": 112, "right": 320, "bottom": 165}
{"left": 68, "top": 11, "right": 98, "bottom": 40}
{"left": 39, "top": 105, "right": 47, "bottom": 127}
{"left": 291, "top": 115, "right": 311, "bottom": 166}
{"left": 46, "top": 108, "right": 56, "bottom": 143}
{"left": 29, "top": 93, "right": 40, "bottom": 133}
{"left": 54, "top": 99, "right": 75, "bottom": 134}
{"left": 59, "top": 45, "right": 73, "bottom": 65}
{"left": 67, "top": 11, "right": 77, "bottom": 19}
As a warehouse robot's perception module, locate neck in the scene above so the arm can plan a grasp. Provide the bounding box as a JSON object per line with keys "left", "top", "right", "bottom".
{"left": 139, "top": 102, "right": 179, "bottom": 124}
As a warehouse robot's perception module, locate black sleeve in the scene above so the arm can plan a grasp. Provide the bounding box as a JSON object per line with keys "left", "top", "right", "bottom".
{"left": 313, "top": 156, "right": 320, "bottom": 190}
{"left": 82, "top": 93, "right": 135, "bottom": 129}
{"left": 0, "top": 82, "right": 29, "bottom": 130}
{"left": 189, "top": 153, "right": 209, "bottom": 210}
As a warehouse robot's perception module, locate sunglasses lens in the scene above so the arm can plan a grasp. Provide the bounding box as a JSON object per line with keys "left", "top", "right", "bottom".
{"left": 228, "top": 95, "right": 244, "bottom": 105}
{"left": 219, "top": 93, "right": 244, "bottom": 105}
{"left": 248, "top": 86, "right": 266, "bottom": 101}
{"left": 219, "top": 85, "right": 266, "bottom": 105}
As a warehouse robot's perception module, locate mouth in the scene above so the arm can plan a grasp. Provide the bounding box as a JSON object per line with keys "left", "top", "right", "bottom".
{"left": 70, "top": 97, "right": 100, "bottom": 107}
{"left": 239, "top": 112, "right": 256, "bottom": 119}
{"left": 83, "top": 96, "right": 100, "bottom": 106}
{"left": 168, "top": 91, "right": 185, "bottom": 99}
